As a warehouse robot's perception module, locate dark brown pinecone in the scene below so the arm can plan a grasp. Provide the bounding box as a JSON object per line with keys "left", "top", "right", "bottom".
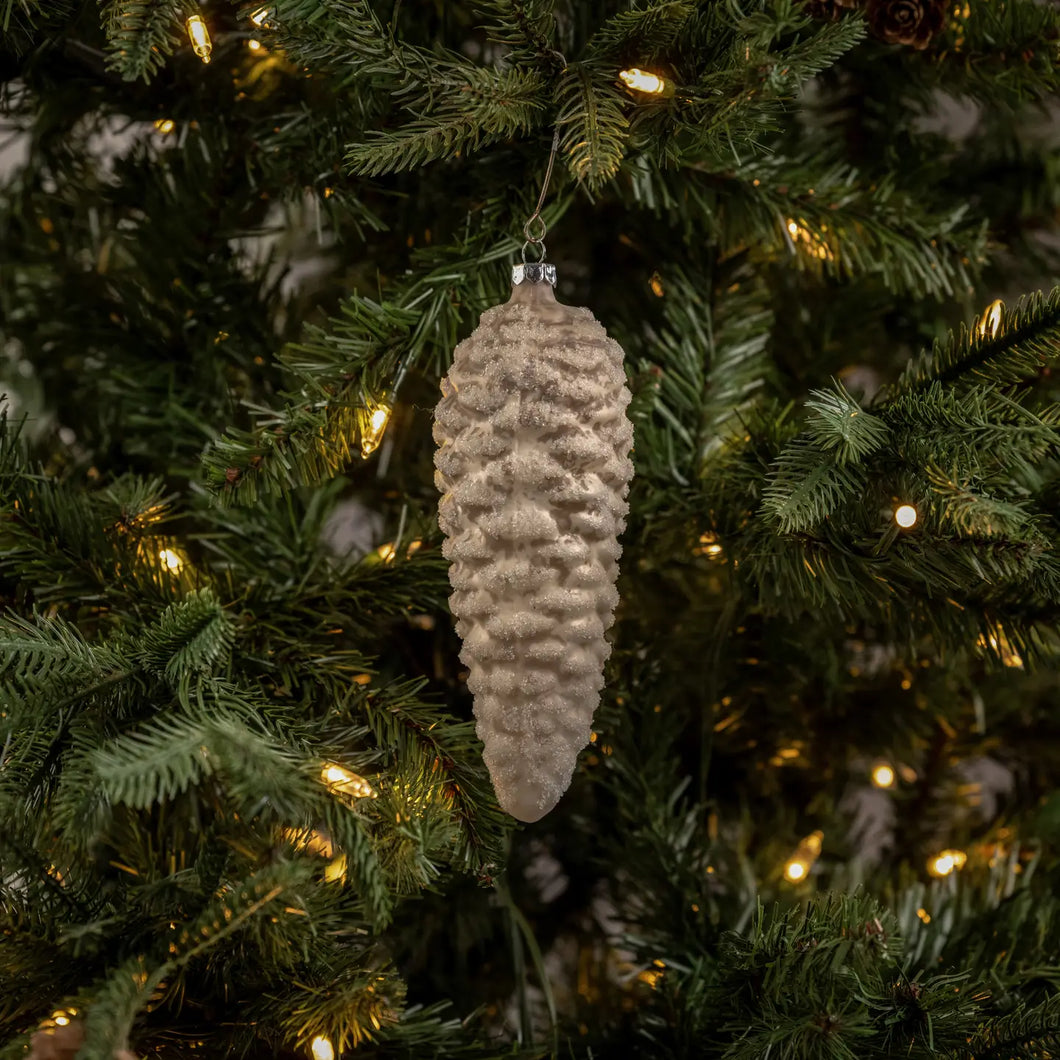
{"left": 866, "top": 0, "right": 947, "bottom": 48}
{"left": 803, "top": 0, "right": 861, "bottom": 21}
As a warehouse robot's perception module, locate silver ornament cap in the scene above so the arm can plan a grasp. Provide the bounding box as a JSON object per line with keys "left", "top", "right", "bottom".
{"left": 511, "top": 262, "right": 557, "bottom": 287}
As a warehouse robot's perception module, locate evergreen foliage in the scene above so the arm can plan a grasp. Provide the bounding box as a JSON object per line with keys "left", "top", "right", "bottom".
{"left": 2, "top": 0, "right": 1060, "bottom": 1058}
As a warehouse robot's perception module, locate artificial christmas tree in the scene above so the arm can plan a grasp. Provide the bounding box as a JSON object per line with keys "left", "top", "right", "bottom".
{"left": 2, "top": 1, "right": 1060, "bottom": 1058}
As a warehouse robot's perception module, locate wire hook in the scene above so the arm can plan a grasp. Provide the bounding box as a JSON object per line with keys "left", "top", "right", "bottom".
{"left": 521, "top": 126, "right": 560, "bottom": 264}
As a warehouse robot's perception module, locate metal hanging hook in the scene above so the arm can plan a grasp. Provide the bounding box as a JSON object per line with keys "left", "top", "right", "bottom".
{"left": 521, "top": 126, "right": 560, "bottom": 264}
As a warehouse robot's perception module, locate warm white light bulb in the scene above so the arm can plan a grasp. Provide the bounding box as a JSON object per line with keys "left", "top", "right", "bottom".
{"left": 871, "top": 763, "right": 896, "bottom": 789}
{"left": 361, "top": 404, "right": 392, "bottom": 458}
{"left": 185, "top": 15, "right": 212, "bottom": 64}
{"left": 320, "top": 762, "right": 375, "bottom": 799}
{"left": 154, "top": 118, "right": 175, "bottom": 134}
{"left": 310, "top": 1036, "right": 335, "bottom": 1060}
{"left": 250, "top": 6, "right": 270, "bottom": 26}
{"left": 784, "top": 859, "right": 807, "bottom": 882}
{"left": 159, "top": 548, "right": 183, "bottom": 571}
{"left": 895, "top": 504, "right": 917, "bottom": 528}
{"left": 247, "top": 38, "right": 264, "bottom": 52}
{"left": 928, "top": 849, "right": 966, "bottom": 877}
{"left": 932, "top": 854, "right": 954, "bottom": 876}
{"left": 619, "top": 68, "right": 666, "bottom": 94}
{"left": 978, "top": 299, "right": 1003, "bottom": 341}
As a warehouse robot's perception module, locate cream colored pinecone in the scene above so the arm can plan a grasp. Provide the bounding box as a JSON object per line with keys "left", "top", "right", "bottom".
{"left": 434, "top": 277, "right": 634, "bottom": 822}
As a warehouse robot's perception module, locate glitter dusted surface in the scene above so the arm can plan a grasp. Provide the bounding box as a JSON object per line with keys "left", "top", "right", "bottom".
{"left": 433, "top": 281, "right": 634, "bottom": 822}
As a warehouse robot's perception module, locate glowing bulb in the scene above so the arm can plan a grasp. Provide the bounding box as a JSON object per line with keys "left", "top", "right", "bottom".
{"left": 895, "top": 504, "right": 918, "bottom": 528}
{"left": 154, "top": 118, "right": 175, "bottom": 134}
{"left": 159, "top": 548, "right": 183, "bottom": 571}
{"left": 247, "top": 38, "right": 264, "bottom": 52}
{"left": 871, "top": 763, "right": 896, "bottom": 789}
{"left": 310, "top": 1036, "right": 335, "bottom": 1060}
{"left": 787, "top": 220, "right": 800, "bottom": 238}
{"left": 54, "top": 1016, "right": 69, "bottom": 1027}
{"left": 783, "top": 830, "right": 823, "bottom": 882}
{"left": 977, "top": 299, "right": 1003, "bottom": 341}
{"left": 928, "top": 849, "right": 967, "bottom": 877}
{"left": 321, "top": 762, "right": 375, "bottom": 799}
{"left": 695, "top": 532, "right": 724, "bottom": 559}
{"left": 250, "top": 6, "right": 270, "bottom": 26}
{"left": 619, "top": 68, "right": 666, "bottom": 94}
{"left": 360, "top": 404, "right": 391, "bottom": 458}
{"left": 186, "top": 15, "right": 212, "bottom": 64}
{"left": 323, "top": 854, "right": 347, "bottom": 883}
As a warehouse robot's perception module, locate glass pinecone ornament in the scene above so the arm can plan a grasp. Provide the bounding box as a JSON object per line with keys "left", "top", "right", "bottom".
{"left": 433, "top": 264, "right": 634, "bottom": 822}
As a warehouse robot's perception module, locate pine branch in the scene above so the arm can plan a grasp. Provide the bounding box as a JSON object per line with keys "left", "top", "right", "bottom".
{"left": 79, "top": 957, "right": 168, "bottom": 1060}
{"left": 83, "top": 697, "right": 313, "bottom": 815}
{"left": 700, "top": 274, "right": 777, "bottom": 464}
{"left": 99, "top": 0, "right": 193, "bottom": 83}
{"left": 925, "top": 466, "right": 1049, "bottom": 542}
{"left": 622, "top": 158, "right": 986, "bottom": 297}
{"left": 345, "top": 66, "right": 546, "bottom": 176}
{"left": 762, "top": 384, "right": 890, "bottom": 534}
{"left": 202, "top": 200, "right": 541, "bottom": 502}
{"left": 930, "top": 0, "right": 1060, "bottom": 105}
{"left": 473, "top": 0, "right": 561, "bottom": 70}
{"left": 268, "top": 0, "right": 422, "bottom": 83}
{"left": 130, "top": 589, "right": 235, "bottom": 684}
{"left": 584, "top": 1, "right": 694, "bottom": 62}
{"left": 886, "top": 287, "right": 1060, "bottom": 396}
{"left": 804, "top": 383, "right": 891, "bottom": 464}
{"left": 883, "top": 385, "right": 1060, "bottom": 478}
{"left": 962, "top": 994, "right": 1060, "bottom": 1060}
{"left": 557, "top": 62, "right": 629, "bottom": 191}
{"left": 279, "top": 963, "right": 405, "bottom": 1053}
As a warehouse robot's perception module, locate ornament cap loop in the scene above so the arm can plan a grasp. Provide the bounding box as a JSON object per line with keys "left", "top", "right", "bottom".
{"left": 512, "top": 262, "right": 557, "bottom": 286}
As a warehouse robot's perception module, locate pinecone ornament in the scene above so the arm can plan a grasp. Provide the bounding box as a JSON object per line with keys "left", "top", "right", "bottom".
{"left": 866, "top": 0, "right": 947, "bottom": 48}
{"left": 434, "top": 264, "right": 634, "bottom": 822}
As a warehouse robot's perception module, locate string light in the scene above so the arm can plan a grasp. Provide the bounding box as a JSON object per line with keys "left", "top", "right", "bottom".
{"left": 320, "top": 762, "right": 375, "bottom": 799}
{"left": 153, "top": 118, "right": 175, "bottom": 135}
{"left": 323, "top": 855, "right": 347, "bottom": 884}
{"left": 976, "top": 632, "right": 1023, "bottom": 669}
{"left": 360, "top": 403, "right": 392, "bottom": 458}
{"left": 185, "top": 15, "right": 212, "bottom": 64}
{"left": 783, "top": 830, "right": 823, "bottom": 883}
{"left": 249, "top": 6, "right": 271, "bottom": 26}
{"left": 309, "top": 1036, "right": 335, "bottom": 1060}
{"left": 785, "top": 218, "right": 834, "bottom": 262}
{"left": 894, "top": 504, "right": 918, "bottom": 528}
{"left": 694, "top": 531, "right": 724, "bottom": 559}
{"left": 619, "top": 68, "right": 667, "bottom": 94}
{"left": 976, "top": 298, "right": 1004, "bottom": 341}
{"left": 871, "top": 763, "right": 896, "bottom": 789}
{"left": 159, "top": 548, "right": 183, "bottom": 571}
{"left": 283, "top": 828, "right": 334, "bottom": 858}
{"left": 247, "top": 39, "right": 264, "bottom": 52}
{"left": 375, "top": 539, "right": 422, "bottom": 564}
{"left": 928, "top": 849, "right": 967, "bottom": 877}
